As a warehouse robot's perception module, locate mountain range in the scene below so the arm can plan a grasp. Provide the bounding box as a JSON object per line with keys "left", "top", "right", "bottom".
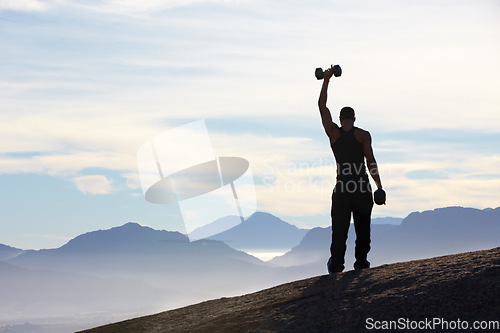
{"left": 7, "top": 222, "right": 279, "bottom": 300}
{"left": 270, "top": 206, "right": 500, "bottom": 276}
{"left": 2, "top": 223, "right": 279, "bottom": 331}
{"left": 1, "top": 206, "right": 499, "bottom": 331}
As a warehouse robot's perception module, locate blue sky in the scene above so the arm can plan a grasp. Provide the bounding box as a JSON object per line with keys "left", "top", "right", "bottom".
{"left": 1, "top": 0, "right": 499, "bottom": 249}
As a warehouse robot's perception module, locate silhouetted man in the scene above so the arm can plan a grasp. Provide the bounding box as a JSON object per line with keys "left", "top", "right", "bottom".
{"left": 318, "top": 65, "right": 383, "bottom": 273}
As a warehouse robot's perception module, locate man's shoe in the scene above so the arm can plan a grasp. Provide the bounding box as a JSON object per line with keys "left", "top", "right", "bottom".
{"left": 327, "top": 257, "right": 344, "bottom": 274}
{"left": 354, "top": 260, "right": 370, "bottom": 270}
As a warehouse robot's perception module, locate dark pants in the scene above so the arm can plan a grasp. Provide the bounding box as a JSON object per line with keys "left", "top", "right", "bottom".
{"left": 329, "top": 181, "right": 373, "bottom": 271}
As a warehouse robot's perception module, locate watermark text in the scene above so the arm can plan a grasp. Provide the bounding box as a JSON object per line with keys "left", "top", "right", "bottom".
{"left": 366, "top": 317, "right": 499, "bottom": 330}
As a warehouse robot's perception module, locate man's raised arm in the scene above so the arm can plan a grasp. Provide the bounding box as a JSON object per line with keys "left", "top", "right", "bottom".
{"left": 318, "top": 66, "right": 339, "bottom": 140}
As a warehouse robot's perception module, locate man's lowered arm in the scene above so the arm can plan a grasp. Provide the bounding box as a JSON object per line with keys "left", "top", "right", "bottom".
{"left": 363, "top": 132, "right": 383, "bottom": 190}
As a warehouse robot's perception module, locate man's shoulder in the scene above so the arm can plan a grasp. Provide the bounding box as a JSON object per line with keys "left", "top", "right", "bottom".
{"left": 354, "top": 126, "right": 371, "bottom": 137}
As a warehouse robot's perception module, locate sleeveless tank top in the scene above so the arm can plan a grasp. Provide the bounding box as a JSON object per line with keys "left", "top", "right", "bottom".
{"left": 331, "top": 127, "right": 368, "bottom": 182}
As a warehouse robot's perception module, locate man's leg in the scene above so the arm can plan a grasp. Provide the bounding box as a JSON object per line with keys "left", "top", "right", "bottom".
{"left": 329, "top": 191, "right": 351, "bottom": 273}
{"left": 352, "top": 191, "right": 373, "bottom": 269}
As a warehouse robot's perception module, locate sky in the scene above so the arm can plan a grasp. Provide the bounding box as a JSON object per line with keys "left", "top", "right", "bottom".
{"left": 1, "top": 0, "right": 499, "bottom": 249}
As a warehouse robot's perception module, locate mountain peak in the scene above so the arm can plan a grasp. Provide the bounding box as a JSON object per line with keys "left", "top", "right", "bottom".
{"left": 123, "top": 221, "right": 142, "bottom": 227}
{"left": 206, "top": 212, "right": 309, "bottom": 251}
{"left": 247, "top": 211, "right": 278, "bottom": 220}
{"left": 243, "top": 212, "right": 304, "bottom": 231}
{"left": 118, "top": 222, "right": 147, "bottom": 229}
{"left": 59, "top": 221, "right": 188, "bottom": 253}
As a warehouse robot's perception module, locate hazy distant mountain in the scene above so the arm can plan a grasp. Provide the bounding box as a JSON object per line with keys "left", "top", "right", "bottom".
{"left": 7, "top": 222, "right": 283, "bottom": 298}
{"left": 373, "top": 206, "right": 500, "bottom": 262}
{"left": 188, "top": 215, "right": 242, "bottom": 242}
{"left": 0, "top": 244, "right": 24, "bottom": 261}
{"left": 4, "top": 222, "right": 289, "bottom": 330}
{"left": 270, "top": 206, "right": 500, "bottom": 275}
{"left": 371, "top": 216, "right": 403, "bottom": 225}
{"left": 0, "top": 260, "right": 181, "bottom": 326}
{"left": 206, "top": 212, "right": 309, "bottom": 251}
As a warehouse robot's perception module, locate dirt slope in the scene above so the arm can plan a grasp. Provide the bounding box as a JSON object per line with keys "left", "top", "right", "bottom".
{"left": 81, "top": 247, "right": 499, "bottom": 332}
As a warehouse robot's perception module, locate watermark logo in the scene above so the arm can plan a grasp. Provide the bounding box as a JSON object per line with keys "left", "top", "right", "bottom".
{"left": 137, "top": 120, "right": 257, "bottom": 241}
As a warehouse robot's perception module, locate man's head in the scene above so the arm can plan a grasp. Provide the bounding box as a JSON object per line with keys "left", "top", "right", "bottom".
{"left": 339, "top": 106, "right": 355, "bottom": 124}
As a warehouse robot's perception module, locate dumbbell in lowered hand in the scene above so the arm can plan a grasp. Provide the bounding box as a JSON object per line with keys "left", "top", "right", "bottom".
{"left": 315, "top": 64, "right": 342, "bottom": 80}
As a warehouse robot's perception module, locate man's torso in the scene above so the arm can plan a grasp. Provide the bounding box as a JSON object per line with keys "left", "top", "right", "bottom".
{"left": 331, "top": 127, "right": 370, "bottom": 193}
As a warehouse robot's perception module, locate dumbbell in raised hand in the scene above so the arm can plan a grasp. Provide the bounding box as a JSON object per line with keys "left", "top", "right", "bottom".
{"left": 315, "top": 64, "right": 342, "bottom": 80}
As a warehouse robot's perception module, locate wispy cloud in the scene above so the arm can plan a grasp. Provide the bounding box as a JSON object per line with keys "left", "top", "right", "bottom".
{"left": 0, "top": 0, "right": 244, "bottom": 14}
{"left": 0, "top": 0, "right": 46, "bottom": 11}
{"left": 52, "top": 0, "right": 249, "bottom": 17}
{"left": 73, "top": 175, "right": 113, "bottom": 194}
